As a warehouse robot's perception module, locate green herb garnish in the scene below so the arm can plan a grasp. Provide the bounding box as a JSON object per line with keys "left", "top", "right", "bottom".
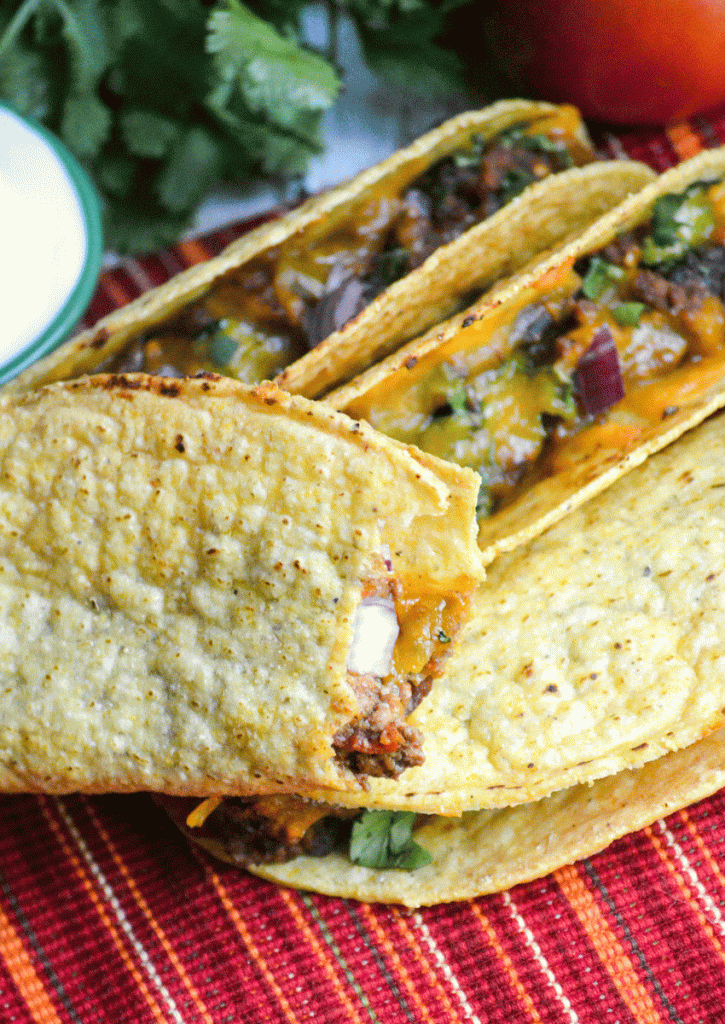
{"left": 500, "top": 126, "right": 574, "bottom": 167}
{"left": 436, "top": 629, "right": 451, "bottom": 643}
{"left": 0, "top": 1, "right": 470, "bottom": 255}
{"left": 349, "top": 811, "right": 433, "bottom": 871}
{"left": 612, "top": 302, "right": 647, "bottom": 327}
{"left": 446, "top": 382, "right": 469, "bottom": 416}
{"left": 581, "top": 257, "right": 625, "bottom": 301}
{"left": 0, "top": 0, "right": 343, "bottom": 252}
{"left": 371, "top": 247, "right": 410, "bottom": 290}
{"left": 206, "top": 326, "right": 239, "bottom": 367}
{"left": 453, "top": 133, "right": 485, "bottom": 169}
{"left": 641, "top": 185, "right": 716, "bottom": 269}
{"left": 498, "top": 167, "right": 535, "bottom": 205}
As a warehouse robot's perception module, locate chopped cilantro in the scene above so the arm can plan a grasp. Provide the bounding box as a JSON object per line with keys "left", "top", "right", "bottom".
{"left": 612, "top": 302, "right": 646, "bottom": 327}
{"left": 206, "top": 328, "right": 238, "bottom": 367}
{"left": 498, "top": 167, "right": 535, "bottom": 205}
{"left": 446, "top": 382, "right": 469, "bottom": 416}
{"left": 581, "top": 257, "right": 625, "bottom": 301}
{"left": 453, "top": 133, "right": 486, "bottom": 169}
{"left": 641, "top": 185, "right": 716, "bottom": 269}
{"left": 349, "top": 810, "right": 433, "bottom": 871}
{"left": 499, "top": 126, "right": 574, "bottom": 166}
{"left": 436, "top": 629, "right": 451, "bottom": 643}
{"left": 370, "top": 247, "right": 410, "bottom": 290}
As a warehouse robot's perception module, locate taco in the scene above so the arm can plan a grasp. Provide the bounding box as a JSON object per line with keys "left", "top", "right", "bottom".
{"left": 165, "top": 400, "right": 725, "bottom": 905}
{"left": 328, "top": 146, "right": 725, "bottom": 562}
{"left": 0, "top": 374, "right": 484, "bottom": 796}
{"left": 166, "top": 147, "right": 725, "bottom": 901}
{"left": 3, "top": 102, "right": 653, "bottom": 401}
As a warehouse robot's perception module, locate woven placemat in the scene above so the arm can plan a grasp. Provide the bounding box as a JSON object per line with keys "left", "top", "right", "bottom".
{"left": 5, "top": 108, "right": 725, "bottom": 1024}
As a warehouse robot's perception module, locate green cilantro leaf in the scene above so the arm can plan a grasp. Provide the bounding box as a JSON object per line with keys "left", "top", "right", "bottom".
{"left": 156, "top": 126, "right": 225, "bottom": 214}
{"left": 0, "top": 0, "right": 478, "bottom": 254}
{"left": 612, "top": 302, "right": 647, "bottom": 327}
{"left": 350, "top": 811, "right": 433, "bottom": 870}
{"left": 207, "top": 1, "right": 340, "bottom": 127}
{"left": 0, "top": 41, "right": 56, "bottom": 120}
{"left": 120, "top": 109, "right": 180, "bottom": 159}
{"left": 102, "top": 201, "right": 191, "bottom": 255}
{"left": 581, "top": 257, "right": 625, "bottom": 301}
{"left": 61, "top": 92, "right": 111, "bottom": 156}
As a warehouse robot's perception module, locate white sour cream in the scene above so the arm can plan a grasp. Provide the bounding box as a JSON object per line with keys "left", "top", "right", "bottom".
{"left": 0, "top": 107, "right": 88, "bottom": 366}
{"left": 347, "top": 597, "right": 400, "bottom": 677}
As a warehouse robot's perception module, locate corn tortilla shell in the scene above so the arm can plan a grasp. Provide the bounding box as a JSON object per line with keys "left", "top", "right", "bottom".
{"left": 0, "top": 374, "right": 483, "bottom": 795}
{"left": 329, "top": 147, "right": 725, "bottom": 564}
{"left": 252, "top": 725, "right": 725, "bottom": 907}
{"left": 2, "top": 102, "right": 652, "bottom": 401}
{"left": 304, "top": 410, "right": 725, "bottom": 812}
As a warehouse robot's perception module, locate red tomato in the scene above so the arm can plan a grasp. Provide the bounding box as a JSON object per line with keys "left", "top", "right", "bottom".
{"left": 484, "top": 0, "right": 725, "bottom": 125}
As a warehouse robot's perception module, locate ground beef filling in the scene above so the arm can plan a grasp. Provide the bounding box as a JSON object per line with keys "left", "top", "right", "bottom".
{"left": 304, "top": 136, "right": 578, "bottom": 348}
{"left": 157, "top": 794, "right": 359, "bottom": 868}
{"left": 333, "top": 671, "right": 431, "bottom": 779}
{"left": 331, "top": 569, "right": 435, "bottom": 781}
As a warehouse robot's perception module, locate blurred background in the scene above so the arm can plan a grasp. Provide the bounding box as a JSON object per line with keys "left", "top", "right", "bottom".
{"left": 3, "top": 0, "right": 725, "bottom": 255}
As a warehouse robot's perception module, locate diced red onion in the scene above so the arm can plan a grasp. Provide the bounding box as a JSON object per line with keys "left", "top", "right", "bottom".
{"left": 347, "top": 597, "right": 399, "bottom": 677}
{"left": 380, "top": 543, "right": 393, "bottom": 572}
{"left": 573, "top": 324, "right": 625, "bottom": 417}
{"left": 304, "top": 277, "right": 371, "bottom": 348}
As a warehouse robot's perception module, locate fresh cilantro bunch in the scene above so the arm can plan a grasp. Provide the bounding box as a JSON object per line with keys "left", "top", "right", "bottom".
{"left": 0, "top": 0, "right": 338, "bottom": 252}
{"left": 0, "top": 0, "right": 470, "bottom": 254}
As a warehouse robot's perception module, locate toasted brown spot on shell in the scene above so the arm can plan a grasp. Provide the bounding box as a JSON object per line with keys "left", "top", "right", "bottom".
{"left": 90, "top": 327, "right": 111, "bottom": 349}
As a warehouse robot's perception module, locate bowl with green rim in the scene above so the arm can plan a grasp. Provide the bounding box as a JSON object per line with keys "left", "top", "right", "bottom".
{"left": 0, "top": 103, "right": 103, "bottom": 387}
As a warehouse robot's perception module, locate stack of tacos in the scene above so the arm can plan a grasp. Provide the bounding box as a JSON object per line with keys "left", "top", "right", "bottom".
{"left": 6, "top": 106, "right": 725, "bottom": 906}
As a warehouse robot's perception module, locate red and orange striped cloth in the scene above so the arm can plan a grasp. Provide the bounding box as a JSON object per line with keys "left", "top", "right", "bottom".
{"left": 4, "top": 111, "right": 725, "bottom": 1024}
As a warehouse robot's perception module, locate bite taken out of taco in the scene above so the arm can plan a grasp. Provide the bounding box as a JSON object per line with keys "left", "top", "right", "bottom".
{"left": 169, "top": 404, "right": 725, "bottom": 906}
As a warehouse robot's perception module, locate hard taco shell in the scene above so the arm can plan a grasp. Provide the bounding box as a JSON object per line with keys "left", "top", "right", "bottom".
{"left": 0, "top": 374, "right": 483, "bottom": 796}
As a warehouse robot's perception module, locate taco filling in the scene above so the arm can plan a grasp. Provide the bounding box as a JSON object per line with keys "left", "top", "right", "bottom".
{"left": 159, "top": 795, "right": 430, "bottom": 871}
{"left": 344, "top": 178, "right": 725, "bottom": 518}
{"left": 104, "top": 108, "right": 592, "bottom": 384}
{"left": 334, "top": 564, "right": 471, "bottom": 780}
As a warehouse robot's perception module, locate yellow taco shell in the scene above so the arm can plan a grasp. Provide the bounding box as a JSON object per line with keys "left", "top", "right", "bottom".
{"left": 0, "top": 374, "right": 483, "bottom": 795}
